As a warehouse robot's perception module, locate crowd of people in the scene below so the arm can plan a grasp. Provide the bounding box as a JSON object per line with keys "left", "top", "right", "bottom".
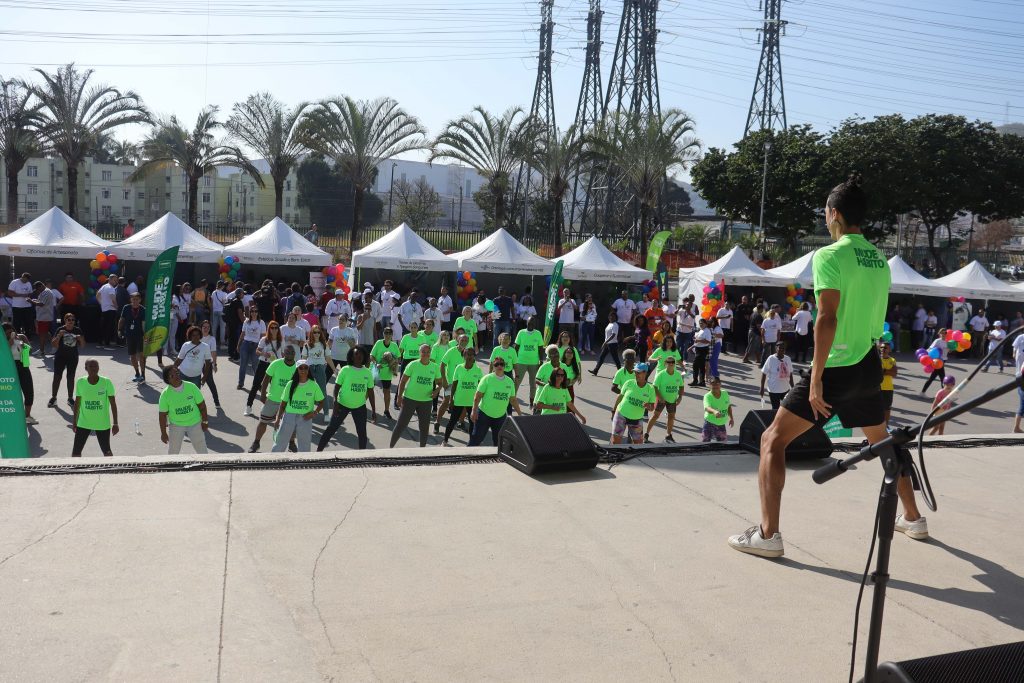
{"left": 5, "top": 260, "right": 1024, "bottom": 457}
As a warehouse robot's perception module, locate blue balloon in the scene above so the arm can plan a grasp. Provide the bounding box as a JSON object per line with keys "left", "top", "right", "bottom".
{"left": 883, "top": 322, "right": 890, "bottom": 332}
{"left": 108, "top": 264, "right": 118, "bottom": 273}
{"left": 103, "top": 250, "right": 110, "bottom": 256}
{"left": 928, "top": 348, "right": 940, "bottom": 359}
{"left": 326, "top": 275, "right": 335, "bottom": 283}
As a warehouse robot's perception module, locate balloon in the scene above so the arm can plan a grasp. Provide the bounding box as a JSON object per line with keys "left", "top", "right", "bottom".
{"left": 98, "top": 275, "right": 107, "bottom": 284}
{"left": 919, "top": 355, "right": 931, "bottom": 366}
{"left": 883, "top": 322, "right": 890, "bottom": 333}
{"left": 961, "top": 340, "right": 971, "bottom": 350}
{"left": 958, "top": 296, "right": 966, "bottom": 303}
{"left": 107, "top": 254, "right": 117, "bottom": 264}
{"left": 928, "top": 348, "right": 940, "bottom": 359}
{"left": 326, "top": 275, "right": 335, "bottom": 283}
{"left": 933, "top": 360, "right": 944, "bottom": 369}
{"left": 962, "top": 332, "right": 971, "bottom": 342}
{"left": 880, "top": 331, "right": 892, "bottom": 342}
{"left": 702, "top": 286, "right": 711, "bottom": 294}
{"left": 90, "top": 260, "right": 100, "bottom": 270}
{"left": 463, "top": 271, "right": 471, "bottom": 280}
{"left": 219, "top": 265, "right": 229, "bottom": 273}
{"left": 470, "top": 279, "right": 476, "bottom": 287}
{"left": 952, "top": 330, "right": 963, "bottom": 341}
{"left": 322, "top": 267, "right": 330, "bottom": 275}
{"left": 108, "top": 264, "right": 118, "bottom": 273}
{"left": 915, "top": 348, "right": 927, "bottom": 358}
{"left": 485, "top": 300, "right": 495, "bottom": 312}
{"left": 947, "top": 340, "right": 957, "bottom": 350}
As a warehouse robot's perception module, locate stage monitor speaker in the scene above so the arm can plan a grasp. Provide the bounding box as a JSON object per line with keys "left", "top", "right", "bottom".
{"left": 498, "top": 414, "right": 598, "bottom": 475}
{"left": 872, "top": 640, "right": 1024, "bottom": 682}
{"left": 738, "top": 409, "right": 834, "bottom": 460}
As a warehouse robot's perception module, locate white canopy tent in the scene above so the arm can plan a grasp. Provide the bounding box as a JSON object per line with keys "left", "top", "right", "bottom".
{"left": 223, "top": 217, "right": 332, "bottom": 267}
{"left": 677, "top": 246, "right": 788, "bottom": 304}
{"left": 767, "top": 250, "right": 815, "bottom": 285}
{"left": 115, "top": 213, "right": 223, "bottom": 262}
{"left": 887, "top": 255, "right": 952, "bottom": 297}
{"left": 934, "top": 261, "right": 1023, "bottom": 302}
{"left": 350, "top": 223, "right": 457, "bottom": 272}
{"left": 451, "top": 228, "right": 554, "bottom": 275}
{"left": 0, "top": 207, "right": 113, "bottom": 259}
{"left": 554, "top": 236, "right": 651, "bottom": 283}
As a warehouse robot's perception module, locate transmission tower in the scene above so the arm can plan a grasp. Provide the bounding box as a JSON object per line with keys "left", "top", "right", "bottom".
{"left": 568, "top": 0, "right": 604, "bottom": 237}
{"left": 744, "top": 0, "right": 787, "bottom": 136}
{"left": 512, "top": 0, "right": 557, "bottom": 234}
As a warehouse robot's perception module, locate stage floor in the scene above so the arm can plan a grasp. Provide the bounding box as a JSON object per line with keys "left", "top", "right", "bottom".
{"left": 2, "top": 444, "right": 1023, "bottom": 682}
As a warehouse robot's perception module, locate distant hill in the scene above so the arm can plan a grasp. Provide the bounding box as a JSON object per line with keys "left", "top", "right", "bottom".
{"left": 668, "top": 178, "right": 715, "bottom": 216}
{"left": 997, "top": 123, "right": 1024, "bottom": 136}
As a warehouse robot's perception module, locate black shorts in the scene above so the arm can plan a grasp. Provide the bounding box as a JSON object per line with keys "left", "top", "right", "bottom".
{"left": 781, "top": 347, "right": 884, "bottom": 428}
{"left": 126, "top": 335, "right": 144, "bottom": 354}
{"left": 880, "top": 390, "right": 894, "bottom": 410}
{"left": 656, "top": 401, "right": 677, "bottom": 415}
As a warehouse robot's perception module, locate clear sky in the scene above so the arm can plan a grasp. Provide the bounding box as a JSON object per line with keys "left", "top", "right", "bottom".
{"left": 1, "top": 0, "right": 1021, "bottom": 172}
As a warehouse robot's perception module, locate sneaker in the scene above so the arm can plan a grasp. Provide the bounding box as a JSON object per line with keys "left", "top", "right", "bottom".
{"left": 644, "top": 432, "right": 651, "bottom": 444}
{"left": 665, "top": 434, "right": 675, "bottom": 443}
{"left": 131, "top": 375, "right": 142, "bottom": 383}
{"left": 589, "top": 369, "right": 599, "bottom": 376}
{"left": 441, "top": 440, "right": 451, "bottom": 447}
{"left": 237, "top": 384, "right": 244, "bottom": 390}
{"left": 248, "top": 442, "right": 260, "bottom": 453}
{"left": 243, "top": 405, "right": 253, "bottom": 416}
{"left": 288, "top": 441, "right": 298, "bottom": 453}
{"left": 728, "top": 525, "right": 784, "bottom": 558}
{"left": 47, "top": 397, "right": 57, "bottom": 408}
{"left": 25, "top": 416, "right": 38, "bottom": 425}
{"left": 433, "top": 423, "right": 440, "bottom": 434}
{"left": 383, "top": 411, "right": 393, "bottom": 421}
{"left": 67, "top": 398, "right": 74, "bottom": 407}
{"left": 895, "top": 514, "right": 929, "bottom": 540}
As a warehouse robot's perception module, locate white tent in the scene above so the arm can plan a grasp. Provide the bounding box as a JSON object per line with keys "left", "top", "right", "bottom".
{"left": 767, "top": 250, "right": 815, "bottom": 285}
{"left": 223, "top": 217, "right": 332, "bottom": 267}
{"left": 554, "top": 236, "right": 651, "bottom": 283}
{"left": 933, "top": 261, "right": 1023, "bottom": 302}
{"left": 677, "top": 246, "right": 787, "bottom": 304}
{"left": 0, "top": 207, "right": 113, "bottom": 259}
{"left": 350, "top": 222, "right": 456, "bottom": 271}
{"left": 116, "top": 213, "right": 223, "bottom": 263}
{"left": 887, "top": 255, "right": 952, "bottom": 297}
{"left": 451, "top": 228, "right": 554, "bottom": 275}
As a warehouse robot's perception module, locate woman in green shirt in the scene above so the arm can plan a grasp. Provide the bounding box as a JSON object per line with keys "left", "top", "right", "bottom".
{"left": 513, "top": 316, "right": 543, "bottom": 407}
{"left": 534, "top": 368, "right": 587, "bottom": 424}
{"left": 71, "top": 359, "right": 118, "bottom": 457}
{"left": 370, "top": 328, "right": 400, "bottom": 420}
{"left": 273, "top": 360, "right": 325, "bottom": 453}
{"left": 645, "top": 356, "right": 684, "bottom": 444}
{"left": 390, "top": 343, "right": 441, "bottom": 448}
{"left": 430, "top": 329, "right": 451, "bottom": 415}
{"left": 434, "top": 333, "right": 469, "bottom": 433}
{"left": 452, "top": 306, "right": 478, "bottom": 353}
{"left": 648, "top": 335, "right": 682, "bottom": 376}
{"left": 489, "top": 332, "right": 518, "bottom": 374}
{"left": 398, "top": 320, "right": 423, "bottom": 374}
{"left": 469, "top": 358, "right": 522, "bottom": 446}
{"left": 318, "top": 347, "right": 376, "bottom": 451}
{"left": 561, "top": 345, "right": 582, "bottom": 401}
{"left": 441, "top": 346, "right": 482, "bottom": 446}
{"left": 610, "top": 362, "right": 656, "bottom": 445}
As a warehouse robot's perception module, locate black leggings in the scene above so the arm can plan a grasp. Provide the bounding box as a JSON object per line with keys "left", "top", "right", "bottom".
{"left": 594, "top": 343, "right": 621, "bottom": 372}
{"left": 72, "top": 428, "right": 111, "bottom": 456}
{"left": 202, "top": 371, "right": 221, "bottom": 405}
{"left": 247, "top": 361, "right": 270, "bottom": 406}
{"left": 922, "top": 366, "right": 946, "bottom": 394}
{"left": 318, "top": 404, "right": 368, "bottom": 450}
{"left": 100, "top": 310, "right": 118, "bottom": 346}
{"left": 443, "top": 404, "right": 471, "bottom": 442}
{"left": 17, "top": 364, "right": 33, "bottom": 408}
{"left": 52, "top": 353, "right": 78, "bottom": 400}
{"left": 692, "top": 347, "right": 709, "bottom": 385}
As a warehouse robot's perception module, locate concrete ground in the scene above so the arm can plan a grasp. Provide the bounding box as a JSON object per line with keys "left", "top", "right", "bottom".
{"left": 19, "top": 342, "right": 1024, "bottom": 459}
{"left": 2, "top": 443, "right": 1023, "bottom": 682}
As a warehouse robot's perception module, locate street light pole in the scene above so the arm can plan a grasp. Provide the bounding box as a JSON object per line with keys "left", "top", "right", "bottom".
{"left": 388, "top": 162, "right": 397, "bottom": 226}
{"left": 758, "top": 138, "right": 771, "bottom": 245}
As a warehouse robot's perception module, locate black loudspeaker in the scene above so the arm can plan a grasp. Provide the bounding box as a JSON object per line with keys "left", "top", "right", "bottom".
{"left": 873, "top": 641, "right": 1024, "bottom": 682}
{"left": 738, "top": 409, "right": 834, "bottom": 460}
{"left": 497, "top": 414, "right": 598, "bottom": 475}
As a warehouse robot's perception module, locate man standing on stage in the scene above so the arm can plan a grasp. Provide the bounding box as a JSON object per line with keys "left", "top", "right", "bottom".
{"left": 728, "top": 174, "right": 927, "bottom": 559}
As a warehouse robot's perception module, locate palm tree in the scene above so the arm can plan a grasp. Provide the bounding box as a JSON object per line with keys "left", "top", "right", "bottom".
{"left": 226, "top": 93, "right": 309, "bottom": 219}
{"left": 430, "top": 106, "right": 538, "bottom": 233}
{"left": 132, "top": 106, "right": 264, "bottom": 227}
{"left": 0, "top": 79, "right": 42, "bottom": 225}
{"left": 299, "top": 96, "right": 427, "bottom": 253}
{"left": 532, "top": 124, "right": 587, "bottom": 256}
{"left": 111, "top": 139, "right": 138, "bottom": 165}
{"left": 28, "top": 63, "right": 149, "bottom": 220}
{"left": 586, "top": 109, "right": 701, "bottom": 264}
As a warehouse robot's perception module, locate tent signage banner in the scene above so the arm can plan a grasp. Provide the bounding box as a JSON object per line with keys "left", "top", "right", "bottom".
{"left": 646, "top": 230, "right": 671, "bottom": 273}
{"left": 142, "top": 246, "right": 179, "bottom": 356}
{"left": 0, "top": 332, "right": 30, "bottom": 458}
{"left": 543, "top": 260, "right": 565, "bottom": 345}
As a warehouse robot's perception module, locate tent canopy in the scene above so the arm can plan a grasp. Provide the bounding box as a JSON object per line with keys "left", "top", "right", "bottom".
{"left": 0, "top": 207, "right": 113, "bottom": 259}
{"left": 351, "top": 223, "right": 457, "bottom": 272}
{"left": 223, "top": 217, "right": 332, "bottom": 267}
{"left": 934, "top": 261, "right": 1023, "bottom": 302}
{"left": 451, "top": 228, "right": 554, "bottom": 275}
{"left": 678, "top": 246, "right": 787, "bottom": 303}
{"left": 554, "top": 236, "right": 651, "bottom": 283}
{"left": 887, "top": 255, "right": 951, "bottom": 297}
{"left": 116, "top": 213, "right": 223, "bottom": 263}
{"left": 767, "top": 250, "right": 815, "bottom": 285}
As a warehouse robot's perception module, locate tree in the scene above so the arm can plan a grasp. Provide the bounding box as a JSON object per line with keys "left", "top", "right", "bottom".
{"left": 111, "top": 139, "right": 138, "bottom": 165}
{"left": 300, "top": 96, "right": 427, "bottom": 256}
{"left": 663, "top": 180, "right": 694, "bottom": 225}
{"left": 295, "top": 154, "right": 382, "bottom": 236}
{"left": 392, "top": 177, "right": 442, "bottom": 228}
{"left": 472, "top": 182, "right": 501, "bottom": 230}
{"left": 691, "top": 126, "right": 829, "bottom": 250}
{"left": 531, "top": 124, "right": 586, "bottom": 255}
{"left": 971, "top": 219, "right": 1015, "bottom": 252}
{"left": 0, "top": 79, "right": 41, "bottom": 225}
{"left": 28, "top": 63, "right": 149, "bottom": 220}
{"left": 431, "top": 106, "right": 538, "bottom": 233}
{"left": 587, "top": 109, "right": 701, "bottom": 264}
{"left": 227, "top": 93, "right": 309, "bottom": 219}
{"left": 133, "top": 106, "right": 263, "bottom": 226}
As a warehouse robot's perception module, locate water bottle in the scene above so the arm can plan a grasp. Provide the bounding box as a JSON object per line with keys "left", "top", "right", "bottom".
{"left": 134, "top": 418, "right": 142, "bottom": 435}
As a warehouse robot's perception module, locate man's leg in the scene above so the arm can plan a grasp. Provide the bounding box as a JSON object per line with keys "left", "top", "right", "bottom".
{"left": 758, "top": 407, "right": 815, "bottom": 538}
{"left": 861, "top": 423, "right": 923, "bottom": 526}
{"left": 168, "top": 425, "right": 186, "bottom": 455}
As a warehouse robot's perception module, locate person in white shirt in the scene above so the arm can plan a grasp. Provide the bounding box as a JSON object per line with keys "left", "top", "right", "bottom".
{"left": 328, "top": 315, "right": 358, "bottom": 368}
{"left": 590, "top": 311, "right": 621, "bottom": 375}
{"left": 397, "top": 290, "right": 424, "bottom": 335}
{"left": 969, "top": 309, "right": 990, "bottom": 359}
{"left": 791, "top": 302, "right": 813, "bottom": 363}
{"left": 211, "top": 281, "right": 229, "bottom": 347}
{"left": 911, "top": 303, "right": 927, "bottom": 349}
{"left": 611, "top": 291, "right": 637, "bottom": 330}
{"left": 518, "top": 295, "right": 537, "bottom": 325}
{"left": 636, "top": 296, "right": 653, "bottom": 315}
{"left": 175, "top": 326, "right": 213, "bottom": 387}
{"left": 237, "top": 307, "right": 266, "bottom": 388}
{"left": 759, "top": 306, "right": 783, "bottom": 364}
{"left": 293, "top": 306, "right": 311, "bottom": 335}
{"left": 716, "top": 302, "right": 734, "bottom": 353}
{"left": 7, "top": 273, "right": 35, "bottom": 339}
{"left": 377, "top": 280, "right": 400, "bottom": 329}
{"left": 983, "top": 320, "right": 1007, "bottom": 373}
{"left": 675, "top": 303, "right": 695, "bottom": 361}
{"left": 556, "top": 288, "right": 577, "bottom": 342}
{"left": 437, "top": 286, "right": 454, "bottom": 331}
{"left": 921, "top": 328, "right": 949, "bottom": 394}
{"left": 361, "top": 291, "right": 382, "bottom": 338}
{"left": 96, "top": 274, "right": 120, "bottom": 348}
{"left": 322, "top": 290, "right": 352, "bottom": 332}
{"left": 759, "top": 342, "right": 795, "bottom": 410}
{"left": 199, "top": 319, "right": 222, "bottom": 408}
{"left": 1012, "top": 333, "right": 1024, "bottom": 433}
{"left": 423, "top": 298, "right": 444, "bottom": 330}
{"left": 281, "top": 311, "right": 307, "bottom": 357}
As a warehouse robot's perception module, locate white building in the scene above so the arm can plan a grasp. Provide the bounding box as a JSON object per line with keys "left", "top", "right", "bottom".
{"left": 374, "top": 159, "right": 486, "bottom": 230}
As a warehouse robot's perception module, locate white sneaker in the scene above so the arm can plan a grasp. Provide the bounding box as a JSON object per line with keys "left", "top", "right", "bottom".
{"left": 728, "top": 525, "right": 785, "bottom": 558}
{"left": 25, "top": 416, "right": 39, "bottom": 425}
{"left": 895, "top": 514, "right": 929, "bottom": 540}
{"left": 243, "top": 406, "right": 253, "bottom": 416}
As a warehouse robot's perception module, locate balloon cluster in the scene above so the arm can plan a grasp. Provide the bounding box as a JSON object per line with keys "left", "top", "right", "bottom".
{"left": 785, "top": 282, "right": 806, "bottom": 315}
{"left": 218, "top": 255, "right": 241, "bottom": 282}
{"left": 948, "top": 296, "right": 967, "bottom": 303}
{"left": 700, "top": 280, "right": 725, "bottom": 319}
{"left": 87, "top": 250, "right": 118, "bottom": 302}
{"left": 321, "top": 262, "right": 351, "bottom": 296}
{"left": 457, "top": 270, "right": 477, "bottom": 307}
{"left": 916, "top": 346, "right": 944, "bottom": 374}
{"left": 945, "top": 329, "right": 971, "bottom": 352}
{"left": 640, "top": 279, "right": 658, "bottom": 299}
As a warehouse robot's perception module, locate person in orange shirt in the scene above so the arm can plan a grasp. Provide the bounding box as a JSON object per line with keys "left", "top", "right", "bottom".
{"left": 643, "top": 297, "right": 666, "bottom": 351}
{"left": 58, "top": 272, "right": 85, "bottom": 321}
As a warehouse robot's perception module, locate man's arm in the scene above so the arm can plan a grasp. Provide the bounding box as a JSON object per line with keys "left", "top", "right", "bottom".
{"left": 109, "top": 397, "right": 119, "bottom": 435}
{"left": 809, "top": 289, "right": 840, "bottom": 420}
{"left": 73, "top": 397, "right": 81, "bottom": 431}
{"left": 159, "top": 411, "right": 169, "bottom": 443}
{"left": 759, "top": 372, "right": 767, "bottom": 396}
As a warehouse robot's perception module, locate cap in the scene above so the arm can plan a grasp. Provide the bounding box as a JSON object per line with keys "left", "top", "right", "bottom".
{"left": 942, "top": 375, "right": 955, "bottom": 385}
{"left": 363, "top": 282, "right": 372, "bottom": 288}
{"left": 335, "top": 289, "right": 345, "bottom": 296}
{"left": 295, "top": 359, "right": 309, "bottom": 367}
{"left": 994, "top": 321, "right": 1003, "bottom": 327}
{"left": 635, "top": 362, "right": 649, "bottom": 372}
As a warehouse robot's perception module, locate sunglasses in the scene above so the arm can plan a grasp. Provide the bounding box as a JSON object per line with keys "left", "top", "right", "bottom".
{"left": 493, "top": 362, "right": 506, "bottom": 367}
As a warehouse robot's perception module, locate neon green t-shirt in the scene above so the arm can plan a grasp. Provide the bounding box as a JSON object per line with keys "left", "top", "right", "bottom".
{"left": 535, "top": 384, "right": 570, "bottom": 415}
{"left": 370, "top": 340, "right": 400, "bottom": 381}
{"left": 336, "top": 365, "right": 373, "bottom": 409}
{"left": 399, "top": 333, "right": 425, "bottom": 360}
{"left": 452, "top": 363, "right": 484, "bottom": 407}
{"left": 264, "top": 359, "right": 297, "bottom": 402}
{"left": 158, "top": 381, "right": 205, "bottom": 426}
{"left": 430, "top": 342, "right": 448, "bottom": 365}
{"left": 813, "top": 233, "right": 890, "bottom": 368}
{"left": 652, "top": 368, "right": 684, "bottom": 404}
{"left": 420, "top": 331, "right": 439, "bottom": 349}
{"left": 617, "top": 379, "right": 656, "bottom": 420}
{"left": 453, "top": 317, "right": 477, "bottom": 345}
{"left": 402, "top": 360, "right": 440, "bottom": 402}
{"left": 514, "top": 329, "right": 543, "bottom": 365}
{"left": 562, "top": 359, "right": 579, "bottom": 383}
{"left": 490, "top": 345, "right": 518, "bottom": 369}
{"left": 612, "top": 367, "right": 635, "bottom": 391}
{"left": 282, "top": 379, "right": 325, "bottom": 414}
{"left": 476, "top": 372, "right": 515, "bottom": 419}
{"left": 703, "top": 389, "right": 731, "bottom": 426}
{"left": 537, "top": 360, "right": 571, "bottom": 385}
{"left": 441, "top": 345, "right": 468, "bottom": 382}
{"left": 649, "top": 347, "right": 682, "bottom": 366}
{"left": 74, "top": 376, "right": 116, "bottom": 431}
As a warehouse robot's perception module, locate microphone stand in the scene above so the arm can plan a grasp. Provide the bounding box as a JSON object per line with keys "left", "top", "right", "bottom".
{"left": 813, "top": 373, "right": 1024, "bottom": 683}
